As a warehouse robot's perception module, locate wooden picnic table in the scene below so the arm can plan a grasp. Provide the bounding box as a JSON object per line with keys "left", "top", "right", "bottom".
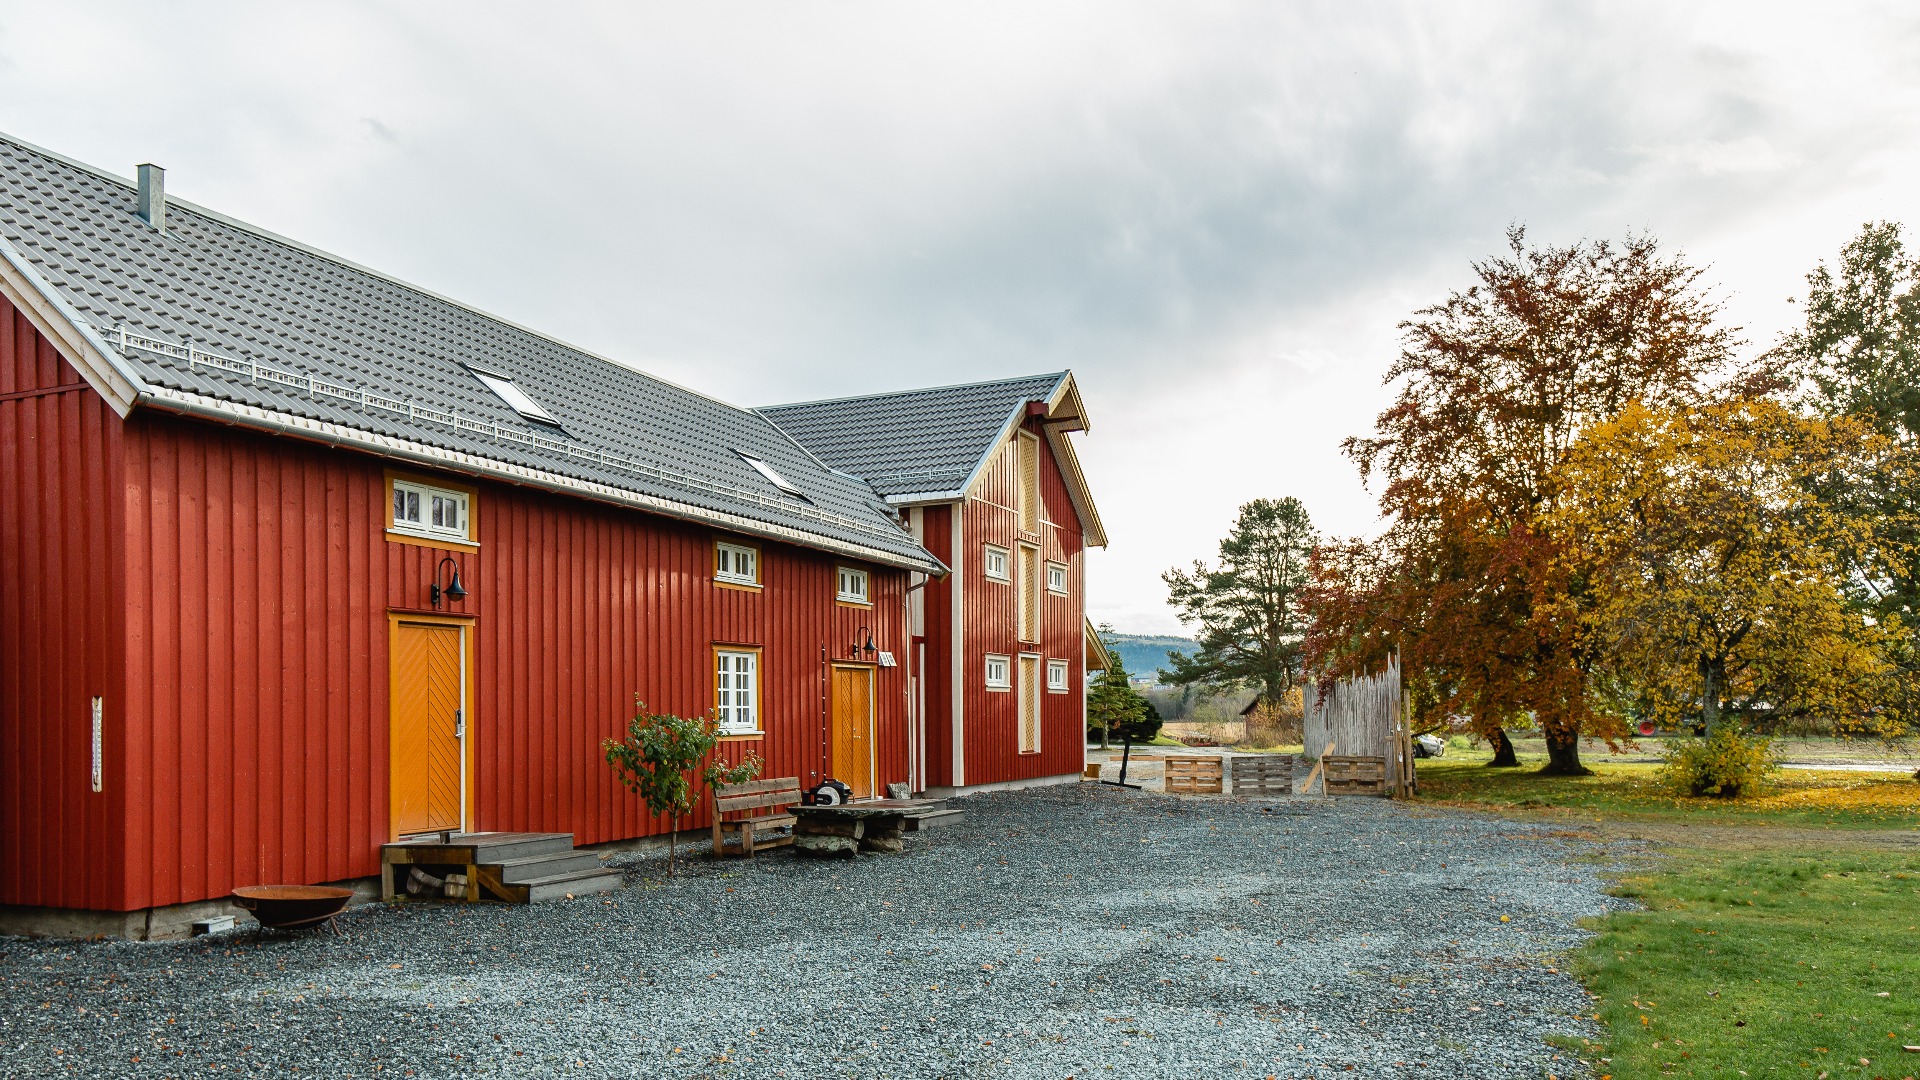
{"left": 788, "top": 798, "right": 941, "bottom": 857}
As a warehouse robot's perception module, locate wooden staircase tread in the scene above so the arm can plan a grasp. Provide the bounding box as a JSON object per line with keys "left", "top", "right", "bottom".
{"left": 388, "top": 831, "right": 573, "bottom": 847}
{"left": 518, "top": 867, "right": 623, "bottom": 888}
{"left": 487, "top": 851, "right": 604, "bottom": 868}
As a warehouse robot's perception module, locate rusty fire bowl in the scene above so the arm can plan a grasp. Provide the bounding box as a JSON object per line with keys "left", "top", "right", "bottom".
{"left": 231, "top": 885, "right": 355, "bottom": 930}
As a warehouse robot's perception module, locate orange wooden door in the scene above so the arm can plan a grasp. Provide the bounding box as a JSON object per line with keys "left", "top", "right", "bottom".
{"left": 391, "top": 621, "right": 465, "bottom": 836}
{"left": 830, "top": 665, "right": 875, "bottom": 798}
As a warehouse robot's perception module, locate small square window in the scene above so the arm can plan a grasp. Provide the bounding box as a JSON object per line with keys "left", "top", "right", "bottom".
{"left": 716, "top": 541, "right": 759, "bottom": 586}
{"left": 1047, "top": 561, "right": 1068, "bottom": 594}
{"left": 391, "top": 479, "right": 471, "bottom": 543}
{"left": 984, "top": 654, "right": 1011, "bottom": 690}
{"left": 1047, "top": 659, "right": 1070, "bottom": 692}
{"left": 983, "top": 545, "right": 1010, "bottom": 582}
{"left": 837, "top": 566, "right": 870, "bottom": 604}
{"left": 716, "top": 649, "right": 760, "bottom": 734}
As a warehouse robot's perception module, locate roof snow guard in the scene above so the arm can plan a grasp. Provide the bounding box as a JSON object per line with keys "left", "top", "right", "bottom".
{"left": 0, "top": 133, "right": 943, "bottom": 574}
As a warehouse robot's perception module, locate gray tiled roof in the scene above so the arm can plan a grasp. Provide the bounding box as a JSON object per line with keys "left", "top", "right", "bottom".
{"left": 759, "top": 373, "right": 1068, "bottom": 499}
{"left": 0, "top": 133, "right": 940, "bottom": 571}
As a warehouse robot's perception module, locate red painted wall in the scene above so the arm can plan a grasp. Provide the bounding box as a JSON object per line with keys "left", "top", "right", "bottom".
{"left": 0, "top": 296, "right": 126, "bottom": 910}
{"left": 914, "top": 418, "right": 1087, "bottom": 790}
{"left": 3, "top": 304, "right": 912, "bottom": 911}
{"left": 959, "top": 418, "right": 1086, "bottom": 784}
{"left": 917, "top": 504, "right": 955, "bottom": 789}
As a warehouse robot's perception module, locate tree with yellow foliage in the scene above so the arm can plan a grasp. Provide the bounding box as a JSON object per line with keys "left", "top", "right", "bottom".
{"left": 1551, "top": 398, "right": 1900, "bottom": 737}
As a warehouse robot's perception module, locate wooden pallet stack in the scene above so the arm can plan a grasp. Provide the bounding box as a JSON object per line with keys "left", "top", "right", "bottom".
{"left": 1163, "top": 756, "right": 1224, "bottom": 794}
{"left": 1226, "top": 754, "right": 1295, "bottom": 795}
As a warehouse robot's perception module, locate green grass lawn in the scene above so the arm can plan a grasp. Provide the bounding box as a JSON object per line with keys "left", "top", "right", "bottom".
{"left": 1412, "top": 754, "right": 1920, "bottom": 1076}
{"left": 1573, "top": 848, "right": 1920, "bottom": 1079}
{"left": 1414, "top": 755, "right": 1920, "bottom": 830}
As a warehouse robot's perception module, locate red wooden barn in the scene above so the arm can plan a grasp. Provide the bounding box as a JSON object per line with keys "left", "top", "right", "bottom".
{"left": 763, "top": 373, "right": 1107, "bottom": 794}
{"left": 0, "top": 135, "right": 1020, "bottom": 935}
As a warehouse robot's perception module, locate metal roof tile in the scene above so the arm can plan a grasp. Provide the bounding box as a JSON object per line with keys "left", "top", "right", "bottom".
{"left": 0, "top": 133, "right": 938, "bottom": 571}
{"left": 759, "top": 372, "right": 1068, "bottom": 498}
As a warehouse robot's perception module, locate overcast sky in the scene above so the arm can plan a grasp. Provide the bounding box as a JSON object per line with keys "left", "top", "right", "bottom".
{"left": 3, "top": 3, "right": 1917, "bottom": 633}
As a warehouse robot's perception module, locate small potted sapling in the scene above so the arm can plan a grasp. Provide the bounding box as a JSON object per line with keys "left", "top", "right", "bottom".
{"left": 603, "top": 700, "right": 761, "bottom": 873}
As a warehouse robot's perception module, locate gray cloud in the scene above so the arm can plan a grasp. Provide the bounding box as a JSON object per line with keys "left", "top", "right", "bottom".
{"left": 1, "top": 0, "right": 1916, "bottom": 630}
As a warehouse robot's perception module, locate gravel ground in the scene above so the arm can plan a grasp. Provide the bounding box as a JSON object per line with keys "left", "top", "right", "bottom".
{"left": 1, "top": 785, "right": 1623, "bottom": 1079}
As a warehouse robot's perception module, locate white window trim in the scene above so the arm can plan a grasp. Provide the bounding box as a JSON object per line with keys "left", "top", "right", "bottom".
{"left": 716, "top": 649, "right": 761, "bottom": 735}
{"left": 1046, "top": 561, "right": 1069, "bottom": 595}
{"left": 715, "top": 541, "right": 759, "bottom": 586}
{"left": 1047, "top": 658, "right": 1070, "bottom": 693}
{"left": 984, "top": 653, "right": 1011, "bottom": 691}
{"left": 390, "top": 479, "right": 472, "bottom": 544}
{"left": 983, "top": 545, "right": 1010, "bottom": 582}
{"left": 836, "top": 565, "right": 871, "bottom": 604}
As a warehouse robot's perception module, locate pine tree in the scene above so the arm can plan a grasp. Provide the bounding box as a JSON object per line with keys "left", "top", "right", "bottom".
{"left": 1086, "top": 654, "right": 1160, "bottom": 747}
{"left": 1161, "top": 497, "right": 1316, "bottom": 707}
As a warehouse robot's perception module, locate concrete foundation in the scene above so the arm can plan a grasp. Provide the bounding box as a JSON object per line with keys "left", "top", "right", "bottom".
{"left": 922, "top": 771, "right": 1079, "bottom": 800}
{"left": 0, "top": 876, "right": 381, "bottom": 942}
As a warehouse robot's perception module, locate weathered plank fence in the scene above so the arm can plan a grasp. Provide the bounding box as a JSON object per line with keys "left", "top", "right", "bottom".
{"left": 1301, "top": 656, "right": 1414, "bottom": 797}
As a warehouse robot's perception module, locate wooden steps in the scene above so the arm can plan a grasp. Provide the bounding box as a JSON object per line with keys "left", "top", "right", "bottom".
{"left": 380, "top": 831, "right": 622, "bottom": 904}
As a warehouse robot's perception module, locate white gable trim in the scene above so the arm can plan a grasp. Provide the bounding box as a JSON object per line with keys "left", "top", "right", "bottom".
{"left": 0, "top": 235, "right": 143, "bottom": 415}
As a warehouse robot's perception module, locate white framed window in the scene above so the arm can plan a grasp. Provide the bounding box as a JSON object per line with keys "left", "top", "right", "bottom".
{"left": 715, "top": 541, "right": 759, "bottom": 586}
{"left": 1047, "top": 658, "right": 1070, "bottom": 692}
{"left": 837, "top": 566, "right": 870, "bottom": 604}
{"left": 1047, "top": 561, "right": 1068, "bottom": 595}
{"left": 391, "top": 479, "right": 471, "bottom": 543}
{"left": 715, "top": 649, "right": 760, "bottom": 734}
{"left": 984, "top": 654, "right": 1011, "bottom": 690}
{"left": 983, "top": 545, "right": 1010, "bottom": 582}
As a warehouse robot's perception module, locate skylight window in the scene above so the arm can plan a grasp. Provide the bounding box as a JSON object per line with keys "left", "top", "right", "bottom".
{"left": 467, "top": 366, "right": 560, "bottom": 426}
{"left": 738, "top": 452, "right": 806, "bottom": 498}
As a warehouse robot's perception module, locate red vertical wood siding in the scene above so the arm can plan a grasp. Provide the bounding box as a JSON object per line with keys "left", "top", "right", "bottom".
{"left": 6, "top": 382, "right": 913, "bottom": 911}
{"left": 918, "top": 505, "right": 955, "bottom": 789}
{"left": 470, "top": 482, "right": 908, "bottom": 843}
{"left": 957, "top": 418, "right": 1086, "bottom": 785}
{"left": 0, "top": 296, "right": 125, "bottom": 909}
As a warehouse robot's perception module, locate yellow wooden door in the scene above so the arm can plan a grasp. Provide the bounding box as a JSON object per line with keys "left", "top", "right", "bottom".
{"left": 830, "top": 665, "right": 874, "bottom": 799}
{"left": 391, "top": 621, "right": 465, "bottom": 836}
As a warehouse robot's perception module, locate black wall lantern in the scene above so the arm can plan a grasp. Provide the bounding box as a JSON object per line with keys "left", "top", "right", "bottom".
{"left": 849, "top": 625, "right": 876, "bottom": 660}
{"left": 430, "top": 555, "right": 467, "bottom": 609}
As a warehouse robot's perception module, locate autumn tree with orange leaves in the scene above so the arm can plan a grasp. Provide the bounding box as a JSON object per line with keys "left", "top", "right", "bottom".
{"left": 1308, "top": 227, "right": 1739, "bottom": 776}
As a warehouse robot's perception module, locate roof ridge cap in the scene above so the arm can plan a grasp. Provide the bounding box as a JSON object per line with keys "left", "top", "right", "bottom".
{"left": 759, "top": 371, "right": 1069, "bottom": 412}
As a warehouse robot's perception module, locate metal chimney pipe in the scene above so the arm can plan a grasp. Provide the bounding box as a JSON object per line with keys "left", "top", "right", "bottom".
{"left": 136, "top": 163, "right": 166, "bottom": 231}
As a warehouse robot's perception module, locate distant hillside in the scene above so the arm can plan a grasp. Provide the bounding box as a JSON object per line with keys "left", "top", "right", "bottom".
{"left": 1101, "top": 633, "right": 1199, "bottom": 680}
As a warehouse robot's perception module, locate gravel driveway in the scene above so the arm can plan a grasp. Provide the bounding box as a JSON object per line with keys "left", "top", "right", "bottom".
{"left": 1, "top": 785, "right": 1619, "bottom": 1078}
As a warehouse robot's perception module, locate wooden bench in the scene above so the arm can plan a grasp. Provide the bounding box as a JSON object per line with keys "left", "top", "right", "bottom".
{"left": 711, "top": 777, "right": 801, "bottom": 858}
